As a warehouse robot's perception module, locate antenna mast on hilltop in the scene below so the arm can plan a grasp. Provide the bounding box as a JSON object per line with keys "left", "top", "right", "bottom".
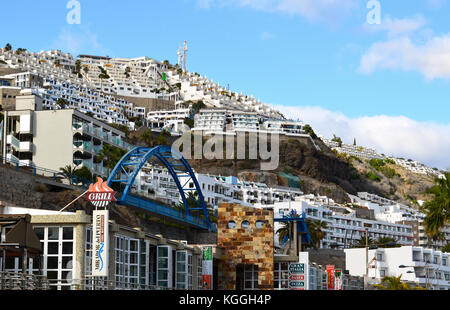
{"left": 183, "top": 41, "right": 188, "bottom": 73}
{"left": 177, "top": 47, "right": 183, "bottom": 68}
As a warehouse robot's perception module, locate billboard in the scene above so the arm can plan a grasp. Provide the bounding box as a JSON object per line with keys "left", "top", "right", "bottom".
{"left": 289, "top": 263, "right": 306, "bottom": 290}
{"left": 85, "top": 177, "right": 116, "bottom": 208}
{"left": 92, "top": 210, "right": 109, "bottom": 277}
{"left": 326, "top": 265, "right": 335, "bottom": 290}
{"left": 202, "top": 246, "right": 213, "bottom": 290}
{"left": 335, "top": 268, "right": 343, "bottom": 290}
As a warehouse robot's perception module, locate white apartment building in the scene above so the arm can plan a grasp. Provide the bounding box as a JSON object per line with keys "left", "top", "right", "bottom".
{"left": 192, "top": 109, "right": 308, "bottom": 138}
{"left": 133, "top": 166, "right": 305, "bottom": 210}
{"left": 77, "top": 55, "right": 177, "bottom": 100}
{"left": 257, "top": 194, "right": 414, "bottom": 249}
{"left": 345, "top": 246, "right": 450, "bottom": 290}
{"left": 2, "top": 90, "right": 132, "bottom": 177}
{"left": 393, "top": 158, "right": 446, "bottom": 179}
{"left": 165, "top": 70, "right": 283, "bottom": 119}
{"left": 351, "top": 192, "right": 450, "bottom": 251}
{"left": 261, "top": 120, "right": 307, "bottom": 136}
{"left": 147, "top": 108, "right": 190, "bottom": 134}
{"left": 322, "top": 138, "right": 385, "bottom": 160}
{"left": 133, "top": 166, "right": 245, "bottom": 208}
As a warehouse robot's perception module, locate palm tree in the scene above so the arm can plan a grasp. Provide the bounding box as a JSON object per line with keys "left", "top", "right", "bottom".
{"left": 421, "top": 173, "right": 450, "bottom": 241}
{"left": 376, "top": 237, "right": 399, "bottom": 248}
{"left": 373, "top": 275, "right": 426, "bottom": 290}
{"left": 305, "top": 219, "right": 328, "bottom": 249}
{"left": 276, "top": 222, "right": 292, "bottom": 247}
{"left": 59, "top": 165, "right": 79, "bottom": 185}
{"left": 352, "top": 235, "right": 375, "bottom": 248}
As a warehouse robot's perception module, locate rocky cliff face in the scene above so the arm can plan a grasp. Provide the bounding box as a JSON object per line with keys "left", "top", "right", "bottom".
{"left": 188, "top": 135, "right": 434, "bottom": 205}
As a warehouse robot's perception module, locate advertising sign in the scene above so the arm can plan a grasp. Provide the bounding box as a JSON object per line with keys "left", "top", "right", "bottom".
{"left": 289, "top": 263, "right": 305, "bottom": 290}
{"left": 335, "top": 268, "right": 343, "bottom": 290}
{"left": 92, "top": 210, "right": 109, "bottom": 277}
{"left": 327, "top": 265, "right": 335, "bottom": 290}
{"left": 85, "top": 177, "right": 116, "bottom": 208}
{"left": 202, "top": 246, "right": 213, "bottom": 290}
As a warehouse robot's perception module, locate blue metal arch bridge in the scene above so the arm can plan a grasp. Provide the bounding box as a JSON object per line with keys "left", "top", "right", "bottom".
{"left": 106, "top": 146, "right": 215, "bottom": 231}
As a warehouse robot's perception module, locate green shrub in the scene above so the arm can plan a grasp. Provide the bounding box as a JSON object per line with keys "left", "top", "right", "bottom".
{"left": 366, "top": 171, "right": 381, "bottom": 182}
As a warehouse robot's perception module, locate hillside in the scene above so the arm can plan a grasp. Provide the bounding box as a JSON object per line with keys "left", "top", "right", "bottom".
{"left": 185, "top": 135, "right": 435, "bottom": 206}
{"left": 104, "top": 128, "right": 436, "bottom": 207}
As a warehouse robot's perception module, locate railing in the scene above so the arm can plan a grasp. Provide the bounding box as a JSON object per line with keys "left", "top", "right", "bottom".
{"left": 46, "top": 277, "right": 194, "bottom": 290}
{"left": 0, "top": 272, "right": 50, "bottom": 290}
{"left": 125, "top": 195, "right": 211, "bottom": 230}
{"left": 0, "top": 155, "right": 91, "bottom": 188}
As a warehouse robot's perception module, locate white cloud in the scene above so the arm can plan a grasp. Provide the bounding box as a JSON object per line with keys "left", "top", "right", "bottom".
{"left": 359, "top": 34, "right": 450, "bottom": 80}
{"left": 359, "top": 13, "right": 450, "bottom": 80}
{"left": 196, "top": 0, "right": 357, "bottom": 21}
{"left": 363, "top": 15, "right": 427, "bottom": 38}
{"left": 274, "top": 105, "right": 450, "bottom": 170}
{"left": 51, "top": 25, "right": 109, "bottom": 56}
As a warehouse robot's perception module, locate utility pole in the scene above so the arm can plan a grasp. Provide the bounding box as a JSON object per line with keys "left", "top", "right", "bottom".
{"left": 365, "top": 227, "right": 369, "bottom": 290}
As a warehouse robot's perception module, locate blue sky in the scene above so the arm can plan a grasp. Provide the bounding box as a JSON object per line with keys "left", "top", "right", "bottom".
{"left": 1, "top": 0, "right": 450, "bottom": 169}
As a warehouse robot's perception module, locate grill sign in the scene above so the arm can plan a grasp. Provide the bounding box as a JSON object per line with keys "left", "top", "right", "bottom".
{"left": 86, "top": 177, "right": 116, "bottom": 208}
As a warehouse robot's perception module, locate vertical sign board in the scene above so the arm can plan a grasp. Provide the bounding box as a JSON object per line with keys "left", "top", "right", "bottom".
{"left": 289, "top": 263, "right": 306, "bottom": 290}
{"left": 299, "top": 252, "right": 310, "bottom": 290}
{"left": 327, "top": 265, "right": 335, "bottom": 290}
{"left": 85, "top": 178, "right": 116, "bottom": 277}
{"left": 92, "top": 210, "right": 109, "bottom": 277}
{"left": 335, "top": 268, "right": 343, "bottom": 290}
{"left": 202, "top": 246, "right": 213, "bottom": 290}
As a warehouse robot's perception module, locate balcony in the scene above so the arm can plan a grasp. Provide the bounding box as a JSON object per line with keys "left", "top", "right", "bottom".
{"left": 7, "top": 135, "right": 33, "bottom": 153}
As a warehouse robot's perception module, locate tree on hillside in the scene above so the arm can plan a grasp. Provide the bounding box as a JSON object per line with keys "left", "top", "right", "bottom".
{"left": 276, "top": 222, "right": 293, "bottom": 247}
{"left": 351, "top": 235, "right": 376, "bottom": 248}
{"left": 421, "top": 173, "right": 450, "bottom": 242}
{"left": 303, "top": 124, "right": 317, "bottom": 139}
{"left": 442, "top": 243, "right": 450, "bottom": 253}
{"left": 332, "top": 134, "right": 343, "bottom": 147}
{"left": 73, "top": 165, "right": 93, "bottom": 182}
{"left": 376, "top": 237, "right": 400, "bottom": 248}
{"left": 59, "top": 165, "right": 79, "bottom": 185}
{"left": 5, "top": 43, "right": 12, "bottom": 51}
{"left": 373, "top": 275, "right": 426, "bottom": 290}
{"left": 56, "top": 98, "right": 69, "bottom": 109}
{"left": 305, "top": 219, "right": 328, "bottom": 249}
{"left": 97, "top": 144, "right": 127, "bottom": 170}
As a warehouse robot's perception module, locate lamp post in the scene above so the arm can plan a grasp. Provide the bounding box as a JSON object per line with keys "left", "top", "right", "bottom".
{"left": 399, "top": 260, "right": 434, "bottom": 290}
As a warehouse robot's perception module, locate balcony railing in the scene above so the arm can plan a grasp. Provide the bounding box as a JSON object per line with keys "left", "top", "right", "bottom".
{"left": 0, "top": 272, "right": 50, "bottom": 290}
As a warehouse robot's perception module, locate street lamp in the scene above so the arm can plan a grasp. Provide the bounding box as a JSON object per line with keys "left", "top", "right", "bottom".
{"left": 399, "top": 262, "right": 435, "bottom": 290}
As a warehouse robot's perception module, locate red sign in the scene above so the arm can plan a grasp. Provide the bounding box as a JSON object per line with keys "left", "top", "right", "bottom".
{"left": 289, "top": 275, "right": 305, "bottom": 281}
{"left": 202, "top": 275, "right": 212, "bottom": 290}
{"left": 85, "top": 177, "right": 116, "bottom": 208}
{"left": 327, "top": 265, "right": 335, "bottom": 290}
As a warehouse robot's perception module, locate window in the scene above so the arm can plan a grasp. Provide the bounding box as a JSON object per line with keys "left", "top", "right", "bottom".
{"left": 33, "top": 226, "right": 75, "bottom": 290}
{"left": 157, "top": 246, "right": 172, "bottom": 288}
{"left": 376, "top": 253, "right": 383, "bottom": 262}
{"left": 175, "top": 251, "right": 193, "bottom": 290}
{"left": 114, "top": 235, "right": 140, "bottom": 289}
{"left": 274, "top": 263, "right": 289, "bottom": 290}
{"left": 228, "top": 221, "right": 236, "bottom": 229}
{"left": 241, "top": 221, "right": 250, "bottom": 229}
{"left": 255, "top": 220, "right": 265, "bottom": 229}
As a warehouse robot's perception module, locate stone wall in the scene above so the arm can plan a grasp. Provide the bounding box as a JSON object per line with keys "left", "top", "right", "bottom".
{"left": 217, "top": 203, "right": 274, "bottom": 290}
